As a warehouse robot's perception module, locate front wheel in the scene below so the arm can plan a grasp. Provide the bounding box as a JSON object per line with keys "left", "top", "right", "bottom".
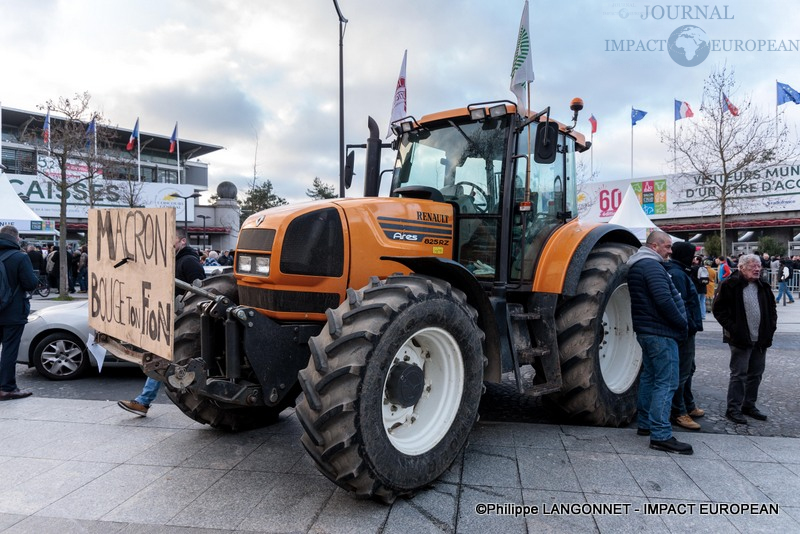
{"left": 296, "top": 274, "right": 486, "bottom": 503}
{"left": 548, "top": 243, "right": 641, "bottom": 426}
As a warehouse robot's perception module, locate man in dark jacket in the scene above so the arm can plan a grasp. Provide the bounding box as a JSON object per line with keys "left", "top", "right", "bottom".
{"left": 174, "top": 230, "right": 206, "bottom": 290}
{"left": 665, "top": 242, "right": 704, "bottom": 431}
{"left": 26, "top": 245, "right": 44, "bottom": 277}
{"left": 0, "top": 226, "right": 40, "bottom": 400}
{"left": 627, "top": 231, "right": 691, "bottom": 454}
{"left": 713, "top": 253, "right": 778, "bottom": 424}
{"left": 118, "top": 227, "right": 205, "bottom": 417}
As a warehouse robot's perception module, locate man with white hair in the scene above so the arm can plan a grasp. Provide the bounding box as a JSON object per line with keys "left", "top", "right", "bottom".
{"left": 713, "top": 253, "right": 777, "bottom": 424}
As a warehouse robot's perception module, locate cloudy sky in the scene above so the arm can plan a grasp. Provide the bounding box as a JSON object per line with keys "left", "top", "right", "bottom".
{"left": 1, "top": 0, "right": 798, "bottom": 204}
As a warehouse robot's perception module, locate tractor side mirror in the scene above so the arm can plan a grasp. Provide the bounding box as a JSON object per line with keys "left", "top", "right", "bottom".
{"left": 533, "top": 121, "right": 558, "bottom": 164}
{"left": 344, "top": 151, "right": 355, "bottom": 189}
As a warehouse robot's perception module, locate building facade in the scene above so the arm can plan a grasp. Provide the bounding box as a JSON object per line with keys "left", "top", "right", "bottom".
{"left": 1, "top": 106, "right": 240, "bottom": 251}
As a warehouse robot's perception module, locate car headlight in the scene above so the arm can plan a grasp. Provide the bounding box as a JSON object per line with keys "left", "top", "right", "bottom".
{"left": 255, "top": 256, "right": 270, "bottom": 275}
{"left": 27, "top": 312, "right": 41, "bottom": 322}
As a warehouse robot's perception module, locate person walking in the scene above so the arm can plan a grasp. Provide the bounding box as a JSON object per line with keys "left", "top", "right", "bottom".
{"left": 775, "top": 258, "right": 795, "bottom": 304}
{"left": 627, "top": 231, "right": 691, "bottom": 454}
{"left": 713, "top": 253, "right": 778, "bottom": 424}
{"left": 690, "top": 255, "right": 709, "bottom": 320}
{"left": 117, "top": 228, "right": 205, "bottom": 416}
{"left": 666, "top": 243, "right": 704, "bottom": 431}
{"left": 0, "top": 226, "right": 41, "bottom": 400}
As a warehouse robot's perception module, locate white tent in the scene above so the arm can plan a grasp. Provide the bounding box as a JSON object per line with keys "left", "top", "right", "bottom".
{"left": 0, "top": 175, "right": 58, "bottom": 236}
{"left": 608, "top": 185, "right": 661, "bottom": 242}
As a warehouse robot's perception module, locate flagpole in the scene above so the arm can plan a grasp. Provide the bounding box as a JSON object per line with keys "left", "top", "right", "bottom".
{"left": 673, "top": 118, "right": 677, "bottom": 177}
{"left": 176, "top": 122, "right": 181, "bottom": 184}
{"left": 590, "top": 130, "right": 594, "bottom": 178}
{"left": 137, "top": 121, "right": 141, "bottom": 182}
{"left": 93, "top": 119, "right": 97, "bottom": 157}
{"left": 630, "top": 120, "right": 634, "bottom": 181}
{"left": 524, "top": 82, "right": 532, "bottom": 205}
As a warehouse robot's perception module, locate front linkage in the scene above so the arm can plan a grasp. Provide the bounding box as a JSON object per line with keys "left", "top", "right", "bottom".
{"left": 143, "top": 278, "right": 320, "bottom": 409}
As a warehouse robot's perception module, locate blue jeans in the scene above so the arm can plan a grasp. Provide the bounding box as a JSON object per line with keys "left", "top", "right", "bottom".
{"left": 671, "top": 335, "right": 696, "bottom": 415}
{"left": 636, "top": 334, "right": 679, "bottom": 441}
{"left": 698, "top": 294, "right": 706, "bottom": 319}
{"left": 135, "top": 377, "right": 161, "bottom": 407}
{"left": 776, "top": 281, "right": 794, "bottom": 303}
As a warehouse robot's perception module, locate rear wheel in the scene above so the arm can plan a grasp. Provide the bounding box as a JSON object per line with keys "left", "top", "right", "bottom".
{"left": 296, "top": 274, "right": 486, "bottom": 503}
{"left": 165, "top": 275, "right": 292, "bottom": 431}
{"left": 548, "top": 243, "right": 641, "bottom": 426}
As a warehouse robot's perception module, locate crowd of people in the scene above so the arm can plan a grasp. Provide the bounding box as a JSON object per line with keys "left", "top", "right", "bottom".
{"left": 628, "top": 231, "right": 781, "bottom": 456}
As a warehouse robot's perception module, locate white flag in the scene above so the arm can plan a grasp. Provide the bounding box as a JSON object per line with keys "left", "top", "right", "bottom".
{"left": 510, "top": 1, "right": 534, "bottom": 114}
{"left": 387, "top": 50, "right": 408, "bottom": 138}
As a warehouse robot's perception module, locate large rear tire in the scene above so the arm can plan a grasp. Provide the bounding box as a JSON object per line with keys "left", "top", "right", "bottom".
{"left": 548, "top": 243, "right": 641, "bottom": 426}
{"left": 296, "top": 274, "right": 485, "bottom": 503}
{"left": 165, "top": 274, "right": 292, "bottom": 431}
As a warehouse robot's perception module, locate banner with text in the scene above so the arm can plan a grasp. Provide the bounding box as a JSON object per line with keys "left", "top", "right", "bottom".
{"left": 577, "top": 164, "right": 800, "bottom": 222}
{"left": 88, "top": 208, "right": 176, "bottom": 361}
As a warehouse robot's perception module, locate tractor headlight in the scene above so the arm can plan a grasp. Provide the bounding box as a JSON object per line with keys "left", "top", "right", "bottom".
{"left": 237, "top": 254, "right": 270, "bottom": 276}
{"left": 238, "top": 254, "right": 253, "bottom": 273}
{"left": 255, "top": 256, "right": 270, "bottom": 275}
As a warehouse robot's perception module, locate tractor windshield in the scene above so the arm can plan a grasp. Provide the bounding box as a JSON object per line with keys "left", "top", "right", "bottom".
{"left": 391, "top": 115, "right": 510, "bottom": 215}
{"left": 391, "top": 115, "right": 510, "bottom": 277}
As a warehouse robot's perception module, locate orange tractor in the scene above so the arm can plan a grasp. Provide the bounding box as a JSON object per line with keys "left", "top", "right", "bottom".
{"left": 155, "top": 99, "right": 641, "bottom": 502}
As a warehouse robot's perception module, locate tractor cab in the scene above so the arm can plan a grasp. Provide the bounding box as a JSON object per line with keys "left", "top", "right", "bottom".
{"left": 386, "top": 101, "right": 586, "bottom": 285}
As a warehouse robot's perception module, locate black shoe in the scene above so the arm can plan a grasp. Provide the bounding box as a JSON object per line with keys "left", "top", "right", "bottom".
{"left": 0, "top": 389, "right": 33, "bottom": 401}
{"left": 726, "top": 411, "right": 748, "bottom": 424}
{"left": 742, "top": 407, "right": 768, "bottom": 421}
{"left": 650, "top": 437, "right": 693, "bottom": 455}
{"left": 637, "top": 428, "right": 651, "bottom": 436}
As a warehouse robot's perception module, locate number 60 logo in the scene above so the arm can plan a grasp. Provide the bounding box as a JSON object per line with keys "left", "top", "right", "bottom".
{"left": 599, "top": 188, "right": 622, "bottom": 213}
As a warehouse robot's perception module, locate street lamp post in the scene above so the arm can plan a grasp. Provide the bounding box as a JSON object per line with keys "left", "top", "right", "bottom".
{"left": 197, "top": 215, "right": 210, "bottom": 249}
{"left": 168, "top": 192, "right": 201, "bottom": 237}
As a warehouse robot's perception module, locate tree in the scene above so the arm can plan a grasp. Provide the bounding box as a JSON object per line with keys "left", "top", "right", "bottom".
{"left": 758, "top": 235, "right": 786, "bottom": 258}
{"left": 661, "top": 66, "right": 799, "bottom": 257}
{"left": 239, "top": 180, "right": 287, "bottom": 224}
{"left": 306, "top": 177, "right": 337, "bottom": 200}
{"left": 704, "top": 233, "right": 721, "bottom": 258}
{"left": 36, "top": 92, "right": 115, "bottom": 298}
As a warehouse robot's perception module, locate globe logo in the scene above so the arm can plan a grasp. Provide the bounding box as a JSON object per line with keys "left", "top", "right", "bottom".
{"left": 667, "top": 25, "right": 710, "bottom": 67}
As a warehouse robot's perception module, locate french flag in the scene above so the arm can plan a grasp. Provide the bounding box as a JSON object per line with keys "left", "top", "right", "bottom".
{"left": 126, "top": 118, "right": 139, "bottom": 151}
{"left": 43, "top": 109, "right": 50, "bottom": 144}
{"left": 722, "top": 93, "right": 739, "bottom": 116}
{"left": 674, "top": 100, "right": 694, "bottom": 121}
{"left": 169, "top": 123, "right": 178, "bottom": 154}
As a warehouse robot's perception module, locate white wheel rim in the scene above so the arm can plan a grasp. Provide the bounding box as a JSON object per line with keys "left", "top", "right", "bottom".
{"left": 599, "top": 283, "right": 641, "bottom": 394}
{"left": 41, "top": 340, "right": 84, "bottom": 377}
{"left": 382, "top": 327, "right": 464, "bottom": 456}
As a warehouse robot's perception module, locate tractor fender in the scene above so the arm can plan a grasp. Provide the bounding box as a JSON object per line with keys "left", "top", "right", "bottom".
{"left": 533, "top": 223, "right": 640, "bottom": 296}
{"left": 382, "top": 256, "right": 502, "bottom": 382}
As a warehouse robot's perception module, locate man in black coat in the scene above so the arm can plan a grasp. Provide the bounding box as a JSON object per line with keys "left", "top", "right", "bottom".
{"left": 174, "top": 229, "right": 206, "bottom": 290}
{"left": 0, "top": 226, "right": 40, "bottom": 400}
{"left": 713, "top": 253, "right": 778, "bottom": 424}
{"left": 26, "top": 245, "right": 44, "bottom": 277}
{"left": 627, "top": 231, "right": 691, "bottom": 454}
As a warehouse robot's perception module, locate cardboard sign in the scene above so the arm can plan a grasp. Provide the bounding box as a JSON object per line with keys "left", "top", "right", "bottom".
{"left": 88, "top": 208, "right": 176, "bottom": 361}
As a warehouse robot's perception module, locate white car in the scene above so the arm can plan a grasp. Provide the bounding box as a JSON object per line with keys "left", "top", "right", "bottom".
{"left": 18, "top": 301, "right": 132, "bottom": 380}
